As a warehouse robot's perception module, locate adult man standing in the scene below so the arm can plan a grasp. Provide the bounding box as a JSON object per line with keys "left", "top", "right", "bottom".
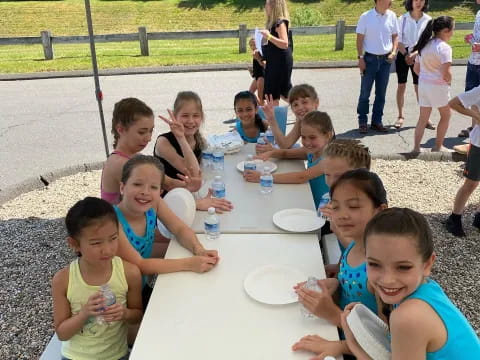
{"left": 356, "top": 0, "right": 399, "bottom": 133}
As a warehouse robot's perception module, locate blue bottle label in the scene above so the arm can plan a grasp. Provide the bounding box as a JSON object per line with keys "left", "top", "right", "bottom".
{"left": 213, "top": 189, "right": 225, "bottom": 198}
{"left": 202, "top": 152, "right": 212, "bottom": 160}
{"left": 213, "top": 155, "right": 224, "bottom": 163}
{"left": 205, "top": 222, "right": 219, "bottom": 232}
{"left": 266, "top": 135, "right": 275, "bottom": 143}
{"left": 260, "top": 178, "right": 273, "bottom": 187}
{"left": 244, "top": 163, "right": 256, "bottom": 171}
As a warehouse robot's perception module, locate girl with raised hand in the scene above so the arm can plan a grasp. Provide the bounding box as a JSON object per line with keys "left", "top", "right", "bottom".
{"left": 154, "top": 91, "right": 233, "bottom": 213}
{"left": 292, "top": 169, "right": 387, "bottom": 359}
{"left": 246, "top": 111, "right": 332, "bottom": 210}
{"left": 115, "top": 155, "right": 219, "bottom": 308}
{"left": 101, "top": 97, "right": 201, "bottom": 205}
{"left": 52, "top": 197, "right": 143, "bottom": 360}
{"left": 341, "top": 208, "right": 480, "bottom": 359}
{"left": 412, "top": 16, "right": 455, "bottom": 152}
{"left": 233, "top": 90, "right": 268, "bottom": 143}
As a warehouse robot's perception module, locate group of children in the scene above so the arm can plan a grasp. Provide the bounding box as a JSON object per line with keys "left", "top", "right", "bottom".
{"left": 51, "top": 77, "right": 479, "bottom": 359}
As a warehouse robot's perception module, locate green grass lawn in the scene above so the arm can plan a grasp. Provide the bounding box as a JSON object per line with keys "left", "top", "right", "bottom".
{"left": 0, "top": 0, "right": 477, "bottom": 73}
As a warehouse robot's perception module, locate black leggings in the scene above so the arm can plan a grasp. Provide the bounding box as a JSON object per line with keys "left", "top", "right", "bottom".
{"left": 396, "top": 50, "right": 418, "bottom": 85}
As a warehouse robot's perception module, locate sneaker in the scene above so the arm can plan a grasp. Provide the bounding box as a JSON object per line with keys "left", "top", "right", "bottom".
{"left": 473, "top": 212, "right": 480, "bottom": 230}
{"left": 446, "top": 214, "right": 466, "bottom": 237}
{"left": 370, "top": 124, "right": 388, "bottom": 132}
{"left": 453, "top": 143, "right": 470, "bottom": 155}
{"left": 359, "top": 125, "right": 368, "bottom": 134}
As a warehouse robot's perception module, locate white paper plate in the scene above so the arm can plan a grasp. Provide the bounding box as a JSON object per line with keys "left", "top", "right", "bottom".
{"left": 236, "top": 160, "right": 278, "bottom": 173}
{"left": 163, "top": 188, "right": 196, "bottom": 227}
{"left": 346, "top": 303, "right": 391, "bottom": 360}
{"left": 244, "top": 264, "right": 305, "bottom": 305}
{"left": 272, "top": 208, "right": 325, "bottom": 232}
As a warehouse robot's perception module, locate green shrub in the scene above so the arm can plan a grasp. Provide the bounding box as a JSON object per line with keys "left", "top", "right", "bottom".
{"left": 291, "top": 7, "right": 324, "bottom": 27}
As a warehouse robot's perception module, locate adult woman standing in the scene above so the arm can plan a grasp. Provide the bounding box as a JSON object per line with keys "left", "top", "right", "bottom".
{"left": 394, "top": 0, "right": 432, "bottom": 129}
{"left": 261, "top": 0, "right": 293, "bottom": 106}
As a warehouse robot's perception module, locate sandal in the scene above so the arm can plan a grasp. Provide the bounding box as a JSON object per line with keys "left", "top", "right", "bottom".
{"left": 394, "top": 117, "right": 404, "bottom": 129}
{"left": 426, "top": 122, "right": 436, "bottom": 130}
{"left": 458, "top": 127, "right": 473, "bottom": 137}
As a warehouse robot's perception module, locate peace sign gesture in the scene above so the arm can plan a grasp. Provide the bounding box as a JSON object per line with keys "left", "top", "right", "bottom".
{"left": 159, "top": 109, "right": 185, "bottom": 139}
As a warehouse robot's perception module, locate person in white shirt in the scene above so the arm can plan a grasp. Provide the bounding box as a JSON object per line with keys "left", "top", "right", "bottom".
{"left": 412, "top": 16, "right": 454, "bottom": 153}
{"left": 446, "top": 86, "right": 480, "bottom": 237}
{"left": 356, "top": 0, "right": 399, "bottom": 134}
{"left": 394, "top": 0, "right": 432, "bottom": 129}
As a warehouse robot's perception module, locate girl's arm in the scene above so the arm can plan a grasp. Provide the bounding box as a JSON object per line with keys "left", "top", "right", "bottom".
{"left": 256, "top": 146, "right": 307, "bottom": 161}
{"left": 155, "top": 137, "right": 197, "bottom": 180}
{"left": 101, "top": 156, "right": 128, "bottom": 193}
{"left": 120, "top": 261, "right": 143, "bottom": 324}
{"left": 265, "top": 21, "right": 289, "bottom": 49}
{"left": 244, "top": 160, "right": 324, "bottom": 184}
{"left": 340, "top": 303, "right": 374, "bottom": 360}
{"left": 440, "top": 62, "right": 452, "bottom": 85}
{"left": 449, "top": 97, "right": 480, "bottom": 124}
{"left": 262, "top": 95, "right": 301, "bottom": 149}
{"left": 52, "top": 268, "right": 104, "bottom": 341}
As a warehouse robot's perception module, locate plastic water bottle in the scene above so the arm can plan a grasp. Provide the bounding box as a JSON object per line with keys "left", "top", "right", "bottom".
{"left": 211, "top": 175, "right": 226, "bottom": 198}
{"left": 260, "top": 166, "right": 273, "bottom": 194}
{"left": 244, "top": 154, "right": 257, "bottom": 171}
{"left": 301, "top": 276, "right": 322, "bottom": 319}
{"left": 212, "top": 147, "right": 224, "bottom": 171}
{"left": 204, "top": 207, "right": 220, "bottom": 240}
{"left": 265, "top": 126, "right": 275, "bottom": 144}
{"left": 318, "top": 192, "right": 330, "bottom": 220}
{"left": 257, "top": 132, "right": 267, "bottom": 145}
{"left": 201, "top": 148, "right": 213, "bottom": 170}
{"left": 97, "top": 284, "right": 116, "bottom": 324}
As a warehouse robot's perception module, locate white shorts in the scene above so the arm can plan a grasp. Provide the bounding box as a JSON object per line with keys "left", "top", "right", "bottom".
{"left": 418, "top": 81, "right": 450, "bottom": 108}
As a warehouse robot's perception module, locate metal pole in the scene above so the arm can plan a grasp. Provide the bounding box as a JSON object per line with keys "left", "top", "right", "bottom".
{"left": 84, "top": 0, "right": 109, "bottom": 158}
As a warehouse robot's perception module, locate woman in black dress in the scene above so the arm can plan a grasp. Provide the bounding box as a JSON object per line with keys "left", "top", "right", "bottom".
{"left": 261, "top": 0, "right": 293, "bottom": 106}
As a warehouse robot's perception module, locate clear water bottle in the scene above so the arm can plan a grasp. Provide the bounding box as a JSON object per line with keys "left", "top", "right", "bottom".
{"left": 301, "top": 276, "right": 322, "bottom": 319}
{"left": 212, "top": 147, "right": 224, "bottom": 171}
{"left": 257, "top": 132, "right": 267, "bottom": 145}
{"left": 97, "top": 283, "right": 116, "bottom": 324}
{"left": 260, "top": 166, "right": 273, "bottom": 194}
{"left": 204, "top": 207, "right": 220, "bottom": 240}
{"left": 244, "top": 154, "right": 257, "bottom": 171}
{"left": 318, "top": 192, "right": 330, "bottom": 220}
{"left": 265, "top": 126, "right": 275, "bottom": 144}
{"left": 211, "top": 175, "right": 226, "bottom": 198}
{"left": 201, "top": 148, "right": 213, "bottom": 170}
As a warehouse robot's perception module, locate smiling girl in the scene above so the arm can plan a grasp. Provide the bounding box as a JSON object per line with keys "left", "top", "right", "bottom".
{"left": 233, "top": 90, "right": 267, "bottom": 143}
{"left": 342, "top": 208, "right": 480, "bottom": 359}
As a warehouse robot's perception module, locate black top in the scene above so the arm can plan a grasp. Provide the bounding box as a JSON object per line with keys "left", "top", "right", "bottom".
{"left": 154, "top": 131, "right": 202, "bottom": 180}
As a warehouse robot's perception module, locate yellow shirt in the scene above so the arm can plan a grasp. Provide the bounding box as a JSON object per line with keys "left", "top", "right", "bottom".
{"left": 61, "top": 256, "right": 128, "bottom": 360}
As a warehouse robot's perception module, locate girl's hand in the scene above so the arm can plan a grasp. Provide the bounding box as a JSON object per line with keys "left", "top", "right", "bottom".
{"left": 324, "top": 263, "right": 340, "bottom": 278}
{"left": 292, "top": 334, "right": 345, "bottom": 359}
{"left": 262, "top": 94, "right": 276, "bottom": 122}
{"left": 243, "top": 170, "right": 261, "bottom": 183}
{"left": 80, "top": 292, "right": 105, "bottom": 318}
{"left": 196, "top": 188, "right": 233, "bottom": 213}
{"left": 188, "top": 255, "right": 218, "bottom": 273}
{"left": 465, "top": 33, "right": 474, "bottom": 44}
{"left": 405, "top": 53, "right": 415, "bottom": 65}
{"left": 159, "top": 110, "right": 185, "bottom": 139}
{"left": 178, "top": 167, "right": 202, "bottom": 193}
{"left": 254, "top": 151, "right": 273, "bottom": 161}
{"left": 260, "top": 29, "right": 270, "bottom": 40}
{"left": 255, "top": 143, "right": 274, "bottom": 154}
{"left": 101, "top": 303, "right": 126, "bottom": 323}
{"left": 296, "top": 281, "right": 338, "bottom": 321}
{"left": 341, "top": 303, "right": 373, "bottom": 360}
{"left": 472, "top": 43, "right": 480, "bottom": 52}
{"left": 318, "top": 203, "right": 333, "bottom": 220}
{"left": 194, "top": 247, "right": 220, "bottom": 264}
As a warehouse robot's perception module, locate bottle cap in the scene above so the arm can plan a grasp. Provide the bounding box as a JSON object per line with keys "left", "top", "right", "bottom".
{"left": 264, "top": 166, "right": 271, "bottom": 172}
{"left": 208, "top": 207, "right": 216, "bottom": 214}
{"left": 247, "top": 154, "right": 254, "bottom": 160}
{"left": 214, "top": 175, "right": 222, "bottom": 181}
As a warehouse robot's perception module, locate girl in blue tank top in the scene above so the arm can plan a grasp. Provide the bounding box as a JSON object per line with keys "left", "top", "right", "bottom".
{"left": 233, "top": 91, "right": 268, "bottom": 143}
{"left": 342, "top": 208, "right": 480, "bottom": 359}
{"left": 293, "top": 169, "right": 388, "bottom": 358}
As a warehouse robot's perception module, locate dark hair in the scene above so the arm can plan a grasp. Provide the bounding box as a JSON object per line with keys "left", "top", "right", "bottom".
{"left": 234, "top": 91, "right": 267, "bottom": 132}
{"left": 404, "top": 0, "right": 429, "bottom": 12}
{"left": 288, "top": 84, "right": 318, "bottom": 103}
{"left": 121, "top": 155, "right": 165, "bottom": 187}
{"left": 413, "top": 16, "right": 454, "bottom": 55}
{"left": 65, "top": 197, "right": 118, "bottom": 239}
{"left": 302, "top": 111, "right": 335, "bottom": 139}
{"left": 173, "top": 91, "right": 207, "bottom": 151}
{"left": 323, "top": 139, "right": 371, "bottom": 170}
{"left": 111, "top": 98, "right": 154, "bottom": 149}
{"left": 364, "top": 207, "right": 434, "bottom": 262}
{"left": 330, "top": 168, "right": 388, "bottom": 207}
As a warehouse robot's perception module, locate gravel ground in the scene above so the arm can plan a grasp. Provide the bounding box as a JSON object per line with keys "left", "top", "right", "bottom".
{"left": 0, "top": 160, "right": 479, "bottom": 359}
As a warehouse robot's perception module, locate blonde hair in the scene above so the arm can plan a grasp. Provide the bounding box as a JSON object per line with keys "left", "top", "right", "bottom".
{"left": 173, "top": 91, "right": 207, "bottom": 151}
{"left": 265, "top": 0, "right": 290, "bottom": 29}
{"left": 323, "top": 139, "right": 371, "bottom": 170}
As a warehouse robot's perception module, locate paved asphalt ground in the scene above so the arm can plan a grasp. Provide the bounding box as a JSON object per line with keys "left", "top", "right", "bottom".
{"left": 0, "top": 66, "right": 471, "bottom": 200}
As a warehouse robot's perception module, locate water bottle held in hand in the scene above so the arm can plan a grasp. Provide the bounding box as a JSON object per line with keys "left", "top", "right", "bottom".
{"left": 260, "top": 166, "right": 273, "bottom": 194}
{"left": 265, "top": 126, "right": 274, "bottom": 144}
{"left": 318, "top": 192, "right": 330, "bottom": 220}
{"left": 244, "top": 154, "right": 257, "bottom": 171}
{"left": 97, "top": 284, "right": 116, "bottom": 324}
{"left": 211, "top": 175, "right": 226, "bottom": 198}
{"left": 212, "top": 147, "right": 224, "bottom": 171}
{"left": 204, "top": 207, "right": 220, "bottom": 240}
{"left": 257, "top": 132, "right": 267, "bottom": 145}
{"left": 301, "top": 276, "right": 322, "bottom": 319}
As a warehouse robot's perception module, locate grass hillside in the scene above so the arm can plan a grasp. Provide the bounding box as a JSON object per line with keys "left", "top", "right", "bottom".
{"left": 0, "top": 0, "right": 477, "bottom": 73}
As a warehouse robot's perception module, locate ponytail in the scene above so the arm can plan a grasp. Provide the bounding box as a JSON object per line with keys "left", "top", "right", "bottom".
{"left": 413, "top": 19, "right": 433, "bottom": 55}
{"left": 413, "top": 16, "right": 455, "bottom": 55}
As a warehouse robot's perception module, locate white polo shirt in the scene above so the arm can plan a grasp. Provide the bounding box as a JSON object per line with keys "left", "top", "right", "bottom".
{"left": 458, "top": 86, "right": 480, "bottom": 147}
{"left": 356, "top": 8, "right": 399, "bottom": 55}
{"left": 398, "top": 12, "right": 432, "bottom": 49}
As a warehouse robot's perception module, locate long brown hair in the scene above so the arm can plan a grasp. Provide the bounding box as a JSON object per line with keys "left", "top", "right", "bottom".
{"left": 173, "top": 91, "right": 207, "bottom": 152}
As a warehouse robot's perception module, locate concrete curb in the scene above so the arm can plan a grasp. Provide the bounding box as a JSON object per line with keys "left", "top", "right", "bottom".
{"left": 0, "top": 59, "right": 469, "bottom": 81}
{"left": 0, "top": 152, "right": 465, "bottom": 206}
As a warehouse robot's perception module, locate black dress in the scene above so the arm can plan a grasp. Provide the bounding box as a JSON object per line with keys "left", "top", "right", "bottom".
{"left": 263, "top": 19, "right": 293, "bottom": 100}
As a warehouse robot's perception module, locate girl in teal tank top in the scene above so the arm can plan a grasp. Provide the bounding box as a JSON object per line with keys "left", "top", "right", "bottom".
{"left": 233, "top": 91, "right": 267, "bottom": 143}
{"left": 342, "top": 208, "right": 480, "bottom": 359}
